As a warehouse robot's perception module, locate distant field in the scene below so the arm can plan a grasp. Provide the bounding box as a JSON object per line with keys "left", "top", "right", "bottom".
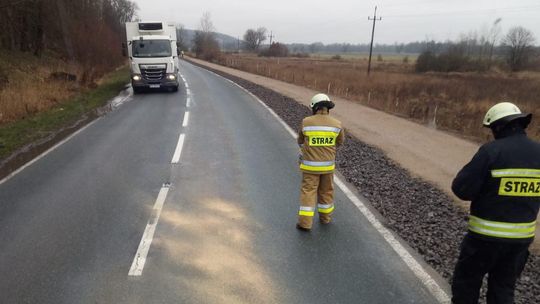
{"left": 217, "top": 54, "right": 540, "bottom": 142}
{"left": 309, "top": 52, "right": 418, "bottom": 62}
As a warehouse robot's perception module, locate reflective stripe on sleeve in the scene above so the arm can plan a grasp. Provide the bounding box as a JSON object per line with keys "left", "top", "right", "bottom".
{"left": 300, "top": 160, "right": 335, "bottom": 172}
{"left": 317, "top": 203, "right": 335, "bottom": 214}
{"left": 491, "top": 168, "right": 540, "bottom": 178}
{"left": 468, "top": 215, "right": 536, "bottom": 239}
{"left": 299, "top": 206, "right": 315, "bottom": 217}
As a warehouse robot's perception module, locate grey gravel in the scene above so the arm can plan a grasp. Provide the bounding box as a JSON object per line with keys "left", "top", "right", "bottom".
{"left": 191, "top": 61, "right": 540, "bottom": 304}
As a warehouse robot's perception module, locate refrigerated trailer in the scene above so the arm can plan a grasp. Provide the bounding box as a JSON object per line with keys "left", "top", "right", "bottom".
{"left": 124, "top": 21, "right": 180, "bottom": 93}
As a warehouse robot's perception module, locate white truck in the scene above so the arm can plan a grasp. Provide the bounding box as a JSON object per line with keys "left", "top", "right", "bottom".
{"left": 124, "top": 21, "right": 180, "bottom": 93}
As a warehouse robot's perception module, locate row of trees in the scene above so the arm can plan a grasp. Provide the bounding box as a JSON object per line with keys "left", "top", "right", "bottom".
{"left": 190, "top": 15, "right": 538, "bottom": 71}
{"left": 191, "top": 24, "right": 272, "bottom": 55}
{"left": 0, "top": 0, "right": 137, "bottom": 81}
{"left": 416, "top": 26, "right": 537, "bottom": 72}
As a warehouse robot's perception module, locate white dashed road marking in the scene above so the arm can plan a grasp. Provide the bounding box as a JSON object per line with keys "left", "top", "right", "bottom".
{"left": 130, "top": 74, "right": 191, "bottom": 277}
{"left": 182, "top": 112, "right": 190, "bottom": 127}
{"left": 171, "top": 133, "right": 185, "bottom": 164}
{"left": 128, "top": 184, "right": 170, "bottom": 276}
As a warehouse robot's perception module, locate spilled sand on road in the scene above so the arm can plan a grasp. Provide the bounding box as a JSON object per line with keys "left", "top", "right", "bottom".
{"left": 152, "top": 197, "right": 279, "bottom": 304}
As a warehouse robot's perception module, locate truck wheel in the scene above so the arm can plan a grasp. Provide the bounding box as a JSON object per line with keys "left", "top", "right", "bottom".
{"left": 133, "top": 87, "right": 143, "bottom": 94}
{"left": 171, "top": 86, "right": 178, "bottom": 92}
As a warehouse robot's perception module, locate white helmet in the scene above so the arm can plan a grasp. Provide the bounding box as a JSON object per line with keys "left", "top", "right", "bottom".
{"left": 483, "top": 102, "right": 531, "bottom": 128}
{"left": 310, "top": 93, "right": 334, "bottom": 110}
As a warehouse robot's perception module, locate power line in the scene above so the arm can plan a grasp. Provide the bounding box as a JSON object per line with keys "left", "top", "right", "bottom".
{"left": 384, "top": 5, "right": 540, "bottom": 18}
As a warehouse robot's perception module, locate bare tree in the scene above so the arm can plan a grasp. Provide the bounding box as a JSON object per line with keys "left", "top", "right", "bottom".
{"left": 199, "top": 11, "right": 214, "bottom": 34}
{"left": 176, "top": 24, "right": 188, "bottom": 51}
{"left": 243, "top": 29, "right": 258, "bottom": 51}
{"left": 255, "top": 27, "right": 267, "bottom": 48}
{"left": 0, "top": 0, "right": 138, "bottom": 82}
{"left": 488, "top": 18, "right": 502, "bottom": 67}
{"left": 193, "top": 11, "right": 220, "bottom": 60}
{"left": 243, "top": 27, "right": 266, "bottom": 51}
{"left": 503, "top": 26, "right": 536, "bottom": 71}
{"left": 113, "top": 0, "right": 138, "bottom": 24}
{"left": 56, "top": 0, "right": 75, "bottom": 62}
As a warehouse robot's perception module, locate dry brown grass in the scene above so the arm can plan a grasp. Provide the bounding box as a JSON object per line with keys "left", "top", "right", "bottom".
{"left": 218, "top": 54, "right": 540, "bottom": 142}
{"left": 0, "top": 51, "right": 87, "bottom": 125}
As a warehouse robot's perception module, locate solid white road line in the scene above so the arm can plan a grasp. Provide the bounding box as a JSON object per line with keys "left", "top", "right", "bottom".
{"left": 182, "top": 112, "right": 190, "bottom": 127}
{"left": 196, "top": 65, "right": 451, "bottom": 304}
{"left": 128, "top": 184, "right": 170, "bottom": 276}
{"left": 334, "top": 178, "right": 450, "bottom": 303}
{"left": 171, "top": 133, "right": 185, "bottom": 164}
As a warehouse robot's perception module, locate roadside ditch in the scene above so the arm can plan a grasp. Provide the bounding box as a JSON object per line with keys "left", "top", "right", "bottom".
{"left": 189, "top": 60, "right": 540, "bottom": 304}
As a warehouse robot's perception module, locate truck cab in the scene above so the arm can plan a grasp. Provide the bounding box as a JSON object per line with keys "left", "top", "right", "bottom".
{"left": 125, "top": 22, "right": 180, "bottom": 93}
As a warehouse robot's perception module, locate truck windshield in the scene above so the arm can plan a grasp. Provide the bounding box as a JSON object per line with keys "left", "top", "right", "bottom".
{"left": 132, "top": 40, "right": 171, "bottom": 58}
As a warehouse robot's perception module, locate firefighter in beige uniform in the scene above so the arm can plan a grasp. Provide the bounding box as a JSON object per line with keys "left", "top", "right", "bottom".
{"left": 296, "top": 93, "right": 344, "bottom": 231}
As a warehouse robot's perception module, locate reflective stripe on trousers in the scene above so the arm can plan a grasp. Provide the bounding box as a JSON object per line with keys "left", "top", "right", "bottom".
{"left": 298, "top": 206, "right": 315, "bottom": 217}
{"left": 300, "top": 160, "right": 335, "bottom": 172}
{"left": 468, "top": 215, "right": 536, "bottom": 239}
{"left": 317, "top": 203, "right": 334, "bottom": 214}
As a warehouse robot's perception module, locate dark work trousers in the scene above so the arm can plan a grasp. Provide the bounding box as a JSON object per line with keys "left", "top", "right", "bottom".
{"left": 451, "top": 234, "right": 530, "bottom": 304}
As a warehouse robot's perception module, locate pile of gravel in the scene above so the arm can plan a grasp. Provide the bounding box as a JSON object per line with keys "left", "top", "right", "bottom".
{"left": 193, "top": 61, "right": 540, "bottom": 303}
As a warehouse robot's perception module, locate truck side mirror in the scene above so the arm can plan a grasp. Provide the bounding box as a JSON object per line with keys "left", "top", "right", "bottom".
{"left": 121, "top": 42, "right": 127, "bottom": 57}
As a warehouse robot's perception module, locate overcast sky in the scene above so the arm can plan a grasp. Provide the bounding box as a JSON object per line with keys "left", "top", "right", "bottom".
{"left": 133, "top": 0, "right": 540, "bottom": 44}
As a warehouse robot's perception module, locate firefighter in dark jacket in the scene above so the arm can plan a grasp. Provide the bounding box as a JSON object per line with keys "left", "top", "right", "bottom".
{"left": 451, "top": 102, "right": 540, "bottom": 304}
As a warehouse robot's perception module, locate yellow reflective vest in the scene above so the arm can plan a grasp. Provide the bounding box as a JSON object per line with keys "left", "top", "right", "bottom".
{"left": 297, "top": 109, "right": 344, "bottom": 174}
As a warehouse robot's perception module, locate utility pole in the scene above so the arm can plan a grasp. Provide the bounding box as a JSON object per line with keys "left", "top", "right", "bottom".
{"left": 268, "top": 31, "right": 274, "bottom": 45}
{"left": 367, "top": 6, "right": 382, "bottom": 76}
{"left": 237, "top": 36, "right": 240, "bottom": 53}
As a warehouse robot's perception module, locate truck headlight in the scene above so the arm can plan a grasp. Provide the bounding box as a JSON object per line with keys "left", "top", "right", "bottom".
{"left": 167, "top": 74, "right": 176, "bottom": 80}
{"left": 132, "top": 75, "right": 142, "bottom": 81}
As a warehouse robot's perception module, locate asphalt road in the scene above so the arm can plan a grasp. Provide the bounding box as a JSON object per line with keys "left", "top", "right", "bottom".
{"left": 0, "top": 61, "right": 445, "bottom": 303}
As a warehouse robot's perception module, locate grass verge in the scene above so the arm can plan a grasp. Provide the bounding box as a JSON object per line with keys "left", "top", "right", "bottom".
{"left": 0, "top": 66, "right": 129, "bottom": 160}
